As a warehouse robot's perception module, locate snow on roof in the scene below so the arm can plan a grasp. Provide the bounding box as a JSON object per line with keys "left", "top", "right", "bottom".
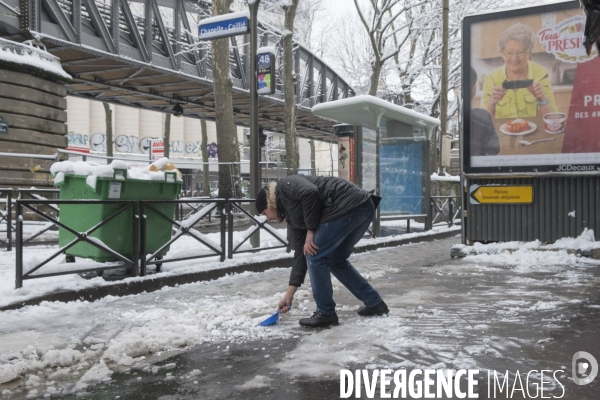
{"left": 431, "top": 172, "right": 460, "bottom": 182}
{"left": 198, "top": 10, "right": 250, "bottom": 25}
{"left": 0, "top": 38, "right": 71, "bottom": 80}
{"left": 257, "top": 46, "right": 276, "bottom": 55}
{"left": 312, "top": 95, "right": 440, "bottom": 135}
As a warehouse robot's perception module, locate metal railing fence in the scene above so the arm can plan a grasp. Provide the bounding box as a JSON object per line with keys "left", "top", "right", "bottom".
{"left": 12, "top": 195, "right": 461, "bottom": 288}
{"left": 13, "top": 198, "right": 291, "bottom": 288}
{"left": 430, "top": 196, "right": 461, "bottom": 227}
{"left": 139, "top": 198, "right": 227, "bottom": 276}
{"left": 227, "top": 199, "right": 291, "bottom": 259}
{"left": 0, "top": 189, "right": 13, "bottom": 251}
{"left": 15, "top": 199, "right": 139, "bottom": 288}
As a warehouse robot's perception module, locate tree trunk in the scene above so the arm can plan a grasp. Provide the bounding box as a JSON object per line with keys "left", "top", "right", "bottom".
{"left": 282, "top": 0, "right": 300, "bottom": 176}
{"left": 329, "top": 143, "right": 334, "bottom": 176}
{"left": 201, "top": 119, "right": 210, "bottom": 196}
{"left": 102, "top": 102, "right": 113, "bottom": 161}
{"left": 163, "top": 113, "right": 171, "bottom": 159}
{"left": 212, "top": 0, "right": 236, "bottom": 199}
{"left": 310, "top": 139, "right": 316, "bottom": 175}
{"left": 368, "top": 59, "right": 383, "bottom": 96}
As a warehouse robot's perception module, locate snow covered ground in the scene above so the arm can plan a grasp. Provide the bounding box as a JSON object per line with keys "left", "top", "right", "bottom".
{"left": 0, "top": 220, "right": 458, "bottom": 309}
{"left": 0, "top": 232, "right": 598, "bottom": 399}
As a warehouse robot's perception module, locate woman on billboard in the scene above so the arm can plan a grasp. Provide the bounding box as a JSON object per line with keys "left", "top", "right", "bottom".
{"left": 481, "top": 23, "right": 558, "bottom": 119}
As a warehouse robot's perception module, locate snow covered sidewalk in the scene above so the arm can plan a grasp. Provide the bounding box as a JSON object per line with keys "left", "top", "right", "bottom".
{"left": 0, "top": 234, "right": 598, "bottom": 399}
{"left": 0, "top": 222, "right": 460, "bottom": 310}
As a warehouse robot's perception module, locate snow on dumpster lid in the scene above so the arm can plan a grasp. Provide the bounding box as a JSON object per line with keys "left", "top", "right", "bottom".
{"left": 50, "top": 158, "right": 182, "bottom": 182}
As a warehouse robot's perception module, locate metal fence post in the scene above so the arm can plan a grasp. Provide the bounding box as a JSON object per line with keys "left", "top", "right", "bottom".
{"left": 228, "top": 201, "right": 234, "bottom": 259}
{"left": 132, "top": 202, "right": 140, "bottom": 277}
{"left": 139, "top": 202, "right": 146, "bottom": 276}
{"left": 220, "top": 201, "right": 226, "bottom": 262}
{"left": 448, "top": 198, "right": 454, "bottom": 227}
{"left": 15, "top": 202, "right": 23, "bottom": 288}
{"left": 7, "top": 191, "right": 12, "bottom": 252}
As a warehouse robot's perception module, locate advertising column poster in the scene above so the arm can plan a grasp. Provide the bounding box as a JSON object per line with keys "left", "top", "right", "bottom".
{"left": 336, "top": 124, "right": 355, "bottom": 182}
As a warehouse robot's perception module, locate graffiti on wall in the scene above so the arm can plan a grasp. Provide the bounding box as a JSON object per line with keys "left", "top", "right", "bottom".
{"left": 208, "top": 142, "right": 218, "bottom": 158}
{"left": 90, "top": 133, "right": 107, "bottom": 152}
{"left": 74, "top": 133, "right": 218, "bottom": 158}
{"left": 67, "top": 133, "right": 89, "bottom": 146}
{"left": 115, "top": 135, "right": 139, "bottom": 153}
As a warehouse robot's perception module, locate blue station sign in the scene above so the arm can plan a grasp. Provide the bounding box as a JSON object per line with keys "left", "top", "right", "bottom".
{"left": 198, "top": 11, "right": 250, "bottom": 40}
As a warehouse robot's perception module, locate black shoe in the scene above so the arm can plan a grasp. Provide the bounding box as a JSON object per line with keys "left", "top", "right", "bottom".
{"left": 358, "top": 301, "right": 389, "bottom": 316}
{"left": 299, "top": 312, "right": 339, "bottom": 328}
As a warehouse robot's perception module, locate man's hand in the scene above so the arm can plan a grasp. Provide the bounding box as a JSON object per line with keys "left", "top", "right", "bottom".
{"left": 278, "top": 285, "right": 297, "bottom": 313}
{"left": 303, "top": 229, "right": 319, "bottom": 256}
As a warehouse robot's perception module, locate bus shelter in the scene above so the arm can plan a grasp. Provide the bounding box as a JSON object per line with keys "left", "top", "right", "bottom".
{"left": 312, "top": 95, "right": 440, "bottom": 236}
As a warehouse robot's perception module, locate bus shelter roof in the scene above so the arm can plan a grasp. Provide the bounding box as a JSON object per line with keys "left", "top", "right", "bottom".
{"left": 312, "top": 95, "right": 439, "bottom": 140}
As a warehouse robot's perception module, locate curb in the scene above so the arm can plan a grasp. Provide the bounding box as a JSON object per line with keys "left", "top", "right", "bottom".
{"left": 0, "top": 228, "right": 461, "bottom": 311}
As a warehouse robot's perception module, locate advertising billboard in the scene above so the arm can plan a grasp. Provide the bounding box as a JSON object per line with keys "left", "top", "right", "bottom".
{"left": 463, "top": 1, "right": 600, "bottom": 173}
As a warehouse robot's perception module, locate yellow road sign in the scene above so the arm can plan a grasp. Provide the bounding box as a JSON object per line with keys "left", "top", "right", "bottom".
{"left": 469, "top": 185, "right": 533, "bottom": 205}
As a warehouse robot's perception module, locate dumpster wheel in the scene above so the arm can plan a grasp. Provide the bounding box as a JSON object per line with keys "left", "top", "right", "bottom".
{"left": 156, "top": 256, "right": 163, "bottom": 272}
{"left": 65, "top": 255, "right": 75, "bottom": 263}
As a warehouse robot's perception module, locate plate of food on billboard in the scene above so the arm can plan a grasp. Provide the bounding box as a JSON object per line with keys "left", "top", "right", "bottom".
{"left": 463, "top": 1, "right": 600, "bottom": 173}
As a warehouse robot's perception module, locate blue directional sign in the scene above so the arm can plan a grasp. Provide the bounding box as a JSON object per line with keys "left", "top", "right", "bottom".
{"left": 198, "top": 11, "right": 250, "bottom": 40}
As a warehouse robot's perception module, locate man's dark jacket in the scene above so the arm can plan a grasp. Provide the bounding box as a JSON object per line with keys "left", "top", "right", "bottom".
{"left": 275, "top": 175, "right": 373, "bottom": 287}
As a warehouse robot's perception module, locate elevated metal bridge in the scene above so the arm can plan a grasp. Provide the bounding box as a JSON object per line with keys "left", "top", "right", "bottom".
{"left": 0, "top": 0, "right": 355, "bottom": 141}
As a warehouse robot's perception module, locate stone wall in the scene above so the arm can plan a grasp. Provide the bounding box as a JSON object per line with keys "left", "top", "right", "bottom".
{"left": 0, "top": 69, "right": 67, "bottom": 189}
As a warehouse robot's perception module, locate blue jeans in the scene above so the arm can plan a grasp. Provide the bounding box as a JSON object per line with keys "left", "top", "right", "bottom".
{"left": 306, "top": 199, "right": 383, "bottom": 314}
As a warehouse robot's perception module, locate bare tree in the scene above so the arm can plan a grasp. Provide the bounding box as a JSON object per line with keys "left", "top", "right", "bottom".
{"left": 281, "top": 0, "right": 300, "bottom": 175}
{"left": 353, "top": 0, "right": 423, "bottom": 96}
{"left": 102, "top": 102, "right": 113, "bottom": 161}
{"left": 212, "top": 0, "right": 238, "bottom": 199}
{"left": 163, "top": 113, "right": 171, "bottom": 159}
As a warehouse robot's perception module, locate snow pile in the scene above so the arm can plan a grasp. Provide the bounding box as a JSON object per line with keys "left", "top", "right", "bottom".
{"left": 430, "top": 172, "right": 460, "bottom": 182}
{"left": 0, "top": 37, "right": 71, "bottom": 80}
{"left": 0, "top": 364, "right": 18, "bottom": 384}
{"left": 78, "top": 360, "right": 112, "bottom": 383}
{"left": 50, "top": 158, "right": 183, "bottom": 182}
{"left": 455, "top": 229, "right": 600, "bottom": 257}
{"left": 547, "top": 228, "right": 600, "bottom": 251}
{"left": 43, "top": 348, "right": 85, "bottom": 367}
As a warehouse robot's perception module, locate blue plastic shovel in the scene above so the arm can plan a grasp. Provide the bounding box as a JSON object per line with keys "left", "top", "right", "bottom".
{"left": 257, "top": 306, "right": 291, "bottom": 326}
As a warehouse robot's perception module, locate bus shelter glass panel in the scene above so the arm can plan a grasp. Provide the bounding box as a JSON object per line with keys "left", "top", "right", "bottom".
{"left": 361, "top": 125, "right": 377, "bottom": 193}
{"left": 379, "top": 119, "right": 428, "bottom": 216}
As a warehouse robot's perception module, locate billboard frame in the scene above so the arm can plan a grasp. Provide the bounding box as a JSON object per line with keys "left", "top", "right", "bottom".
{"left": 461, "top": 0, "right": 600, "bottom": 175}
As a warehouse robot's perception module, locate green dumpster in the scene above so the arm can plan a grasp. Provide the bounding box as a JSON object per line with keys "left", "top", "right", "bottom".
{"left": 55, "top": 168, "right": 181, "bottom": 262}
